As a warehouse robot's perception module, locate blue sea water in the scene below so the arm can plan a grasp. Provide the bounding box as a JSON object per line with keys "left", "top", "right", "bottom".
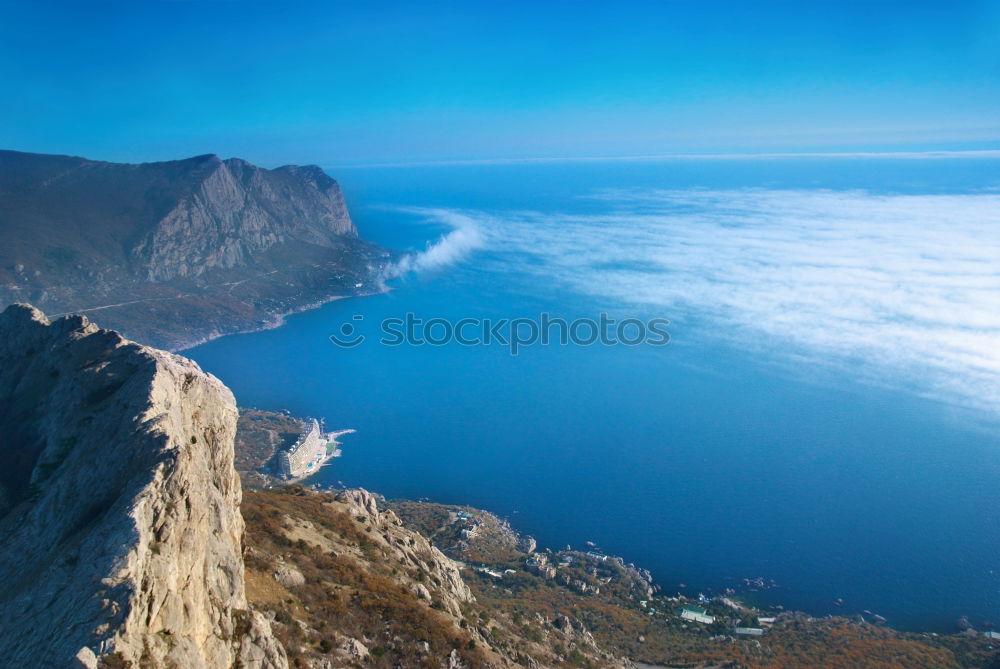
{"left": 188, "top": 157, "right": 1000, "bottom": 631}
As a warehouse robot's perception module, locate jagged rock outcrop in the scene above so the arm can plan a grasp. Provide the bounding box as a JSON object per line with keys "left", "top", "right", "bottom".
{"left": 0, "top": 304, "right": 287, "bottom": 668}
{"left": 333, "top": 488, "right": 476, "bottom": 616}
{"left": 0, "top": 150, "right": 389, "bottom": 349}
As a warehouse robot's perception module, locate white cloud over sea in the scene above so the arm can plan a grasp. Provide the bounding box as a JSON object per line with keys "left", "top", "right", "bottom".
{"left": 394, "top": 189, "right": 1000, "bottom": 416}
{"left": 385, "top": 209, "right": 486, "bottom": 277}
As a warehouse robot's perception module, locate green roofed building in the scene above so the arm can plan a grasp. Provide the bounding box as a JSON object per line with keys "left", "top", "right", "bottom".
{"left": 677, "top": 606, "right": 715, "bottom": 624}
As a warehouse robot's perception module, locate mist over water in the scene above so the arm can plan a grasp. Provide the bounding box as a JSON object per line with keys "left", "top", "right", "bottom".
{"left": 190, "top": 158, "right": 1000, "bottom": 631}
{"left": 381, "top": 209, "right": 486, "bottom": 279}
{"left": 385, "top": 188, "right": 1000, "bottom": 415}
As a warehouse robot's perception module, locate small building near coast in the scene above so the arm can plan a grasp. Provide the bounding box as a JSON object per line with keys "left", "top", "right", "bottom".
{"left": 678, "top": 606, "right": 715, "bottom": 624}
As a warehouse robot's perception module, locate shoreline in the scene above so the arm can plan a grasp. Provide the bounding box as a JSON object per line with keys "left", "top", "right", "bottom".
{"left": 249, "top": 420, "right": 980, "bottom": 637}
{"left": 175, "top": 287, "right": 391, "bottom": 353}
{"left": 392, "top": 490, "right": 975, "bottom": 636}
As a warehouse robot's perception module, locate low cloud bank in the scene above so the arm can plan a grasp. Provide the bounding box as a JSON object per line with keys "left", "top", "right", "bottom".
{"left": 411, "top": 189, "right": 1000, "bottom": 416}
{"left": 384, "top": 209, "right": 486, "bottom": 278}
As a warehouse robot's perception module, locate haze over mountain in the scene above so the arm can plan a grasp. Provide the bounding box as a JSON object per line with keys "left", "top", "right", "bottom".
{"left": 0, "top": 150, "right": 388, "bottom": 350}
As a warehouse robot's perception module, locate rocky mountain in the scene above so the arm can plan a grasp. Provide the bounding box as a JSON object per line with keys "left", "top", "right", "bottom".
{"left": 0, "top": 150, "right": 389, "bottom": 350}
{"left": 0, "top": 304, "right": 287, "bottom": 668}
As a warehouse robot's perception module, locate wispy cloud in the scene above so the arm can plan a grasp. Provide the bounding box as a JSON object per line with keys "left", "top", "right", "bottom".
{"left": 409, "top": 189, "right": 1000, "bottom": 416}
{"left": 383, "top": 208, "right": 486, "bottom": 278}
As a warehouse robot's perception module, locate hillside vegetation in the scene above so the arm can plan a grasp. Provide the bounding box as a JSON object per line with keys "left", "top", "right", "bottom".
{"left": 240, "top": 484, "right": 999, "bottom": 668}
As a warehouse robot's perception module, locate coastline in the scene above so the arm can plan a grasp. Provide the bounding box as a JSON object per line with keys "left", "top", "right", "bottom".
{"left": 381, "top": 493, "right": 997, "bottom": 665}
{"left": 175, "top": 286, "right": 391, "bottom": 353}
{"left": 235, "top": 412, "right": 992, "bottom": 659}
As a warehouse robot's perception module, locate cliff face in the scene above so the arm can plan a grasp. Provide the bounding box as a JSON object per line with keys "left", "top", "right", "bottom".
{"left": 133, "top": 157, "right": 356, "bottom": 282}
{"left": 0, "top": 150, "right": 389, "bottom": 350}
{"left": 0, "top": 304, "right": 286, "bottom": 668}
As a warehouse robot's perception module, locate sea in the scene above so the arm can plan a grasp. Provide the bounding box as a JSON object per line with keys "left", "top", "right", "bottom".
{"left": 187, "top": 155, "right": 1000, "bottom": 631}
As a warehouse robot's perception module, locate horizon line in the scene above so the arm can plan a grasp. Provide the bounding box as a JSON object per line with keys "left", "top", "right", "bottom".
{"left": 328, "top": 148, "right": 1000, "bottom": 170}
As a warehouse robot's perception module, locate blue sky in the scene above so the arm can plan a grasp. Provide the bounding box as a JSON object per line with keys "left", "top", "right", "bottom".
{"left": 1, "top": 1, "right": 997, "bottom": 166}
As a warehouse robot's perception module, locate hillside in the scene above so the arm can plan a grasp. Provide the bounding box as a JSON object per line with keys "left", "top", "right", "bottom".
{"left": 387, "top": 499, "right": 1000, "bottom": 669}
{"left": 242, "top": 486, "right": 632, "bottom": 668}
{"left": 0, "top": 150, "right": 390, "bottom": 350}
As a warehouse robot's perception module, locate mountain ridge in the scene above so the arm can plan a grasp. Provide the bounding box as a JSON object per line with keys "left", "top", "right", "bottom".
{"left": 0, "top": 149, "right": 389, "bottom": 350}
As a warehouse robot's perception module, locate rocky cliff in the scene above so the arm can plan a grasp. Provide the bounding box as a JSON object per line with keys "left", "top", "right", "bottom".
{"left": 0, "top": 304, "right": 287, "bottom": 668}
{"left": 131, "top": 157, "right": 356, "bottom": 282}
{"left": 0, "top": 150, "right": 389, "bottom": 350}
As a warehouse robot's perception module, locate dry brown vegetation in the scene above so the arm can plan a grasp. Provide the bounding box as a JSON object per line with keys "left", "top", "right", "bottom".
{"left": 242, "top": 486, "right": 632, "bottom": 668}
{"left": 243, "top": 487, "right": 483, "bottom": 667}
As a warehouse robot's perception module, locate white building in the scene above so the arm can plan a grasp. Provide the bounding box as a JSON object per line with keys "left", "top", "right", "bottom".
{"left": 278, "top": 419, "right": 326, "bottom": 479}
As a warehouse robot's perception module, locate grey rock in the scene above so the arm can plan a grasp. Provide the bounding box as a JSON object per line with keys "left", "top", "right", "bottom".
{"left": 446, "top": 648, "right": 470, "bottom": 669}
{"left": 341, "top": 637, "right": 370, "bottom": 661}
{"left": 274, "top": 564, "right": 306, "bottom": 588}
{"left": 517, "top": 534, "right": 537, "bottom": 553}
{"left": 0, "top": 304, "right": 287, "bottom": 668}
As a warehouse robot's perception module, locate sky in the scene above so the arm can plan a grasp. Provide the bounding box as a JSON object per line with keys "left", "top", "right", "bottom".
{"left": 1, "top": 1, "right": 998, "bottom": 166}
